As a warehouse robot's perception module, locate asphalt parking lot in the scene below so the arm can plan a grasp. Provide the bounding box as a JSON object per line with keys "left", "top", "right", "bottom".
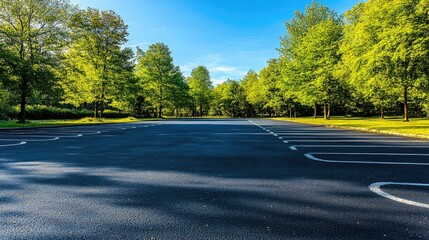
{"left": 0, "top": 119, "right": 428, "bottom": 239}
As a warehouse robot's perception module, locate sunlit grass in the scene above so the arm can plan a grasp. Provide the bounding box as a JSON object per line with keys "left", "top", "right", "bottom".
{"left": 0, "top": 117, "right": 160, "bottom": 129}
{"left": 270, "top": 116, "right": 429, "bottom": 137}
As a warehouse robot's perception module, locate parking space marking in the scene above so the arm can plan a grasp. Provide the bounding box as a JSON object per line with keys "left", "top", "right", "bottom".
{"left": 0, "top": 141, "right": 27, "bottom": 147}
{"left": 291, "top": 144, "right": 429, "bottom": 149}
{"left": 283, "top": 139, "right": 428, "bottom": 143}
{"left": 0, "top": 124, "right": 159, "bottom": 148}
{"left": 304, "top": 152, "right": 429, "bottom": 166}
{"left": 369, "top": 182, "right": 429, "bottom": 209}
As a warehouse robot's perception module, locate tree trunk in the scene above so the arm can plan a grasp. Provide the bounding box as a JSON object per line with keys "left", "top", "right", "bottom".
{"left": 380, "top": 105, "right": 384, "bottom": 119}
{"left": 327, "top": 102, "right": 331, "bottom": 120}
{"left": 18, "top": 77, "right": 27, "bottom": 123}
{"left": 403, "top": 86, "right": 409, "bottom": 122}
{"left": 289, "top": 107, "right": 292, "bottom": 118}
{"left": 313, "top": 103, "right": 317, "bottom": 119}
{"left": 199, "top": 103, "right": 203, "bottom": 117}
{"left": 94, "top": 102, "right": 99, "bottom": 118}
{"left": 323, "top": 101, "right": 328, "bottom": 120}
{"left": 158, "top": 104, "right": 162, "bottom": 118}
{"left": 294, "top": 108, "right": 297, "bottom": 118}
{"left": 100, "top": 101, "right": 104, "bottom": 118}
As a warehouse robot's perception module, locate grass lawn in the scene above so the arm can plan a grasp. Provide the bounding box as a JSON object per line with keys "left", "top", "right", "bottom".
{"left": 0, "top": 117, "right": 160, "bottom": 129}
{"left": 270, "top": 116, "right": 429, "bottom": 137}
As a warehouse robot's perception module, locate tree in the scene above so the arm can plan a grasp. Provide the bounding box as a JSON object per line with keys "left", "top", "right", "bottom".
{"left": 340, "top": 0, "right": 429, "bottom": 121}
{"left": 109, "top": 47, "right": 138, "bottom": 113}
{"left": 212, "top": 80, "right": 246, "bottom": 117}
{"left": 169, "top": 67, "right": 191, "bottom": 117}
{"left": 280, "top": 1, "right": 343, "bottom": 119}
{"left": 61, "top": 8, "right": 129, "bottom": 118}
{"left": 187, "top": 66, "right": 213, "bottom": 117}
{"left": 241, "top": 70, "right": 260, "bottom": 116}
{"left": 136, "top": 43, "right": 177, "bottom": 118}
{"left": 0, "top": 0, "right": 73, "bottom": 122}
{"left": 259, "top": 59, "right": 286, "bottom": 117}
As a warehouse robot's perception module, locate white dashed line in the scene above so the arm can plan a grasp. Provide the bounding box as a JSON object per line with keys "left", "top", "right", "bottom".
{"left": 278, "top": 137, "right": 283, "bottom": 140}
{"left": 290, "top": 146, "right": 297, "bottom": 151}
{"left": 369, "top": 182, "right": 429, "bottom": 209}
{"left": 283, "top": 140, "right": 289, "bottom": 144}
{"left": 304, "top": 152, "right": 429, "bottom": 166}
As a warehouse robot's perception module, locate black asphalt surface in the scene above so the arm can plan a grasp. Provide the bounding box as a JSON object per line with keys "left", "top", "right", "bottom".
{"left": 0, "top": 119, "right": 428, "bottom": 239}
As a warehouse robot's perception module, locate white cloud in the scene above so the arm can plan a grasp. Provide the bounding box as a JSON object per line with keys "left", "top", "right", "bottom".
{"left": 124, "top": 42, "right": 152, "bottom": 48}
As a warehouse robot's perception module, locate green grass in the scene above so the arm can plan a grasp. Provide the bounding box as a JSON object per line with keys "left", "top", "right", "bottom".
{"left": 0, "top": 117, "right": 160, "bottom": 129}
{"left": 270, "top": 116, "right": 429, "bottom": 137}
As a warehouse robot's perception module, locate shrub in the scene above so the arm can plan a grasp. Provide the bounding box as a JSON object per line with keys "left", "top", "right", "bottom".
{"left": 8, "top": 105, "right": 133, "bottom": 120}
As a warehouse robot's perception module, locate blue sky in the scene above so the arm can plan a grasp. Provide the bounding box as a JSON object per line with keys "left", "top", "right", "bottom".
{"left": 70, "top": 0, "right": 362, "bottom": 85}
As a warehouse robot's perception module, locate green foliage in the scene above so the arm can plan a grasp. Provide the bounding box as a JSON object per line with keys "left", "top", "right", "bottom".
{"left": 136, "top": 43, "right": 182, "bottom": 118}
{"left": 211, "top": 80, "right": 247, "bottom": 117}
{"left": 187, "top": 66, "right": 213, "bottom": 116}
{"left": 280, "top": 2, "right": 344, "bottom": 119}
{"left": 339, "top": 0, "right": 429, "bottom": 121}
{"left": 1, "top": 0, "right": 429, "bottom": 121}
{"left": 61, "top": 7, "right": 130, "bottom": 118}
{"left": 0, "top": 0, "right": 74, "bottom": 122}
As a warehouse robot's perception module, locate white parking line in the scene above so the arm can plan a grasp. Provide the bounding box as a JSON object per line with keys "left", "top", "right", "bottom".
{"left": 304, "top": 152, "right": 429, "bottom": 166}
{"left": 284, "top": 139, "right": 428, "bottom": 143}
{"left": 0, "top": 141, "right": 27, "bottom": 147}
{"left": 276, "top": 133, "right": 378, "bottom": 136}
{"left": 369, "top": 182, "right": 429, "bottom": 209}
{"left": 0, "top": 137, "right": 60, "bottom": 142}
{"left": 291, "top": 144, "right": 429, "bottom": 149}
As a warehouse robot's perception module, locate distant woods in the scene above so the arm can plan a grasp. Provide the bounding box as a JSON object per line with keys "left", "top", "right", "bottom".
{"left": 1, "top": 0, "right": 429, "bottom": 121}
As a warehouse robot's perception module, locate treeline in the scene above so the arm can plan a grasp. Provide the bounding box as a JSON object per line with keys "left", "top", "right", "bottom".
{"left": 231, "top": 0, "right": 429, "bottom": 121}
{"left": 1, "top": 0, "right": 429, "bottom": 122}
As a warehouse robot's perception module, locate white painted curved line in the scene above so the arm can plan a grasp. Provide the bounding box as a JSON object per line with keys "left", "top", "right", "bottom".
{"left": 0, "top": 141, "right": 27, "bottom": 147}
{"left": 369, "top": 182, "right": 429, "bottom": 209}
{"left": 0, "top": 137, "right": 60, "bottom": 142}
{"left": 305, "top": 153, "right": 429, "bottom": 166}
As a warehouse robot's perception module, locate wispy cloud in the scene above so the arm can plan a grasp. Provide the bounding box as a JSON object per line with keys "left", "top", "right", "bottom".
{"left": 178, "top": 35, "right": 277, "bottom": 85}
{"left": 124, "top": 42, "right": 152, "bottom": 48}
{"left": 180, "top": 56, "right": 248, "bottom": 85}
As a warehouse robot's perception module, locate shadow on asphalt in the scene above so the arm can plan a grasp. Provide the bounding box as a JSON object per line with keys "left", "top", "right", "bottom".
{"left": 0, "top": 119, "right": 428, "bottom": 239}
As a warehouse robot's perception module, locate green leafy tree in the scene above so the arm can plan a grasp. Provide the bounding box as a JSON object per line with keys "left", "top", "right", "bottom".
{"left": 241, "top": 70, "right": 260, "bottom": 116}
{"left": 109, "top": 47, "right": 138, "bottom": 113}
{"left": 187, "top": 66, "right": 213, "bottom": 117}
{"left": 61, "top": 8, "right": 129, "bottom": 118}
{"left": 211, "top": 80, "right": 247, "bottom": 117}
{"left": 341, "top": 0, "right": 429, "bottom": 121}
{"left": 136, "top": 43, "right": 177, "bottom": 118}
{"left": 169, "top": 67, "right": 191, "bottom": 117}
{"left": 280, "top": 1, "right": 343, "bottom": 119}
{"left": 0, "top": 0, "right": 73, "bottom": 122}
{"left": 258, "top": 59, "right": 286, "bottom": 117}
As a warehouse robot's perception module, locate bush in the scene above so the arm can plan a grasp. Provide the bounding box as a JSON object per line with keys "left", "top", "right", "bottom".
{"left": 8, "top": 105, "right": 132, "bottom": 120}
